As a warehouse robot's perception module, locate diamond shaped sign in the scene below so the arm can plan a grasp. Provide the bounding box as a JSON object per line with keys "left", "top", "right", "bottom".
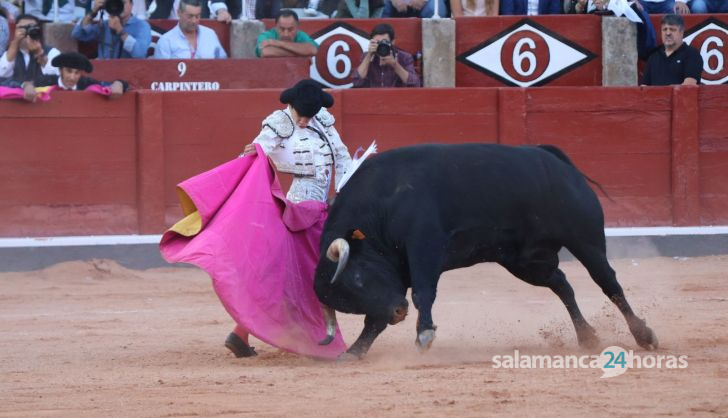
{"left": 684, "top": 17, "right": 728, "bottom": 85}
{"left": 458, "top": 19, "right": 596, "bottom": 87}
{"left": 310, "top": 22, "right": 371, "bottom": 89}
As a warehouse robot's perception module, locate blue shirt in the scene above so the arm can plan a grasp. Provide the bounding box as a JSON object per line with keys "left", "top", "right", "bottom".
{"left": 153, "top": 24, "right": 228, "bottom": 59}
{"left": 0, "top": 16, "right": 8, "bottom": 57}
{"left": 72, "top": 16, "right": 152, "bottom": 59}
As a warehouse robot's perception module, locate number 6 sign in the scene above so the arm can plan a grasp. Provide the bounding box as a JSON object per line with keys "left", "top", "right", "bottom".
{"left": 684, "top": 18, "right": 728, "bottom": 85}
{"left": 310, "top": 22, "right": 371, "bottom": 89}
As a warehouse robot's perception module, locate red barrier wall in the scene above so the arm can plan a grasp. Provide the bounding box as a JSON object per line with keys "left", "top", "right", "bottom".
{"left": 92, "top": 57, "right": 311, "bottom": 90}
{"left": 1, "top": 86, "right": 726, "bottom": 237}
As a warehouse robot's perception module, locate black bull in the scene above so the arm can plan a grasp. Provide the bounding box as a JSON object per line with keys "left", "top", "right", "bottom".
{"left": 314, "top": 143, "right": 658, "bottom": 359}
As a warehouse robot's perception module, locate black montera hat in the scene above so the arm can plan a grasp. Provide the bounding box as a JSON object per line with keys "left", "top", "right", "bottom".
{"left": 279, "top": 79, "right": 334, "bottom": 118}
{"left": 51, "top": 52, "right": 93, "bottom": 73}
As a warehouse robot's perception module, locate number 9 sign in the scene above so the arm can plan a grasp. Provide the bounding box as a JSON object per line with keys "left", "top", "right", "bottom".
{"left": 310, "top": 23, "right": 371, "bottom": 89}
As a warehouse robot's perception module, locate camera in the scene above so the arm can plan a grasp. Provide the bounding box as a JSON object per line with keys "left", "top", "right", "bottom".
{"left": 104, "top": 0, "right": 125, "bottom": 17}
{"left": 375, "top": 40, "right": 393, "bottom": 57}
{"left": 22, "top": 25, "right": 42, "bottom": 41}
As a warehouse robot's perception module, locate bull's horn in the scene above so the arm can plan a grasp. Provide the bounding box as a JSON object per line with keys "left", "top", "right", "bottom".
{"left": 326, "top": 238, "right": 349, "bottom": 285}
{"left": 318, "top": 304, "right": 338, "bottom": 345}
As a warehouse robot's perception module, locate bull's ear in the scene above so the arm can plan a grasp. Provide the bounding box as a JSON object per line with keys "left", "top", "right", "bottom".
{"left": 351, "top": 229, "right": 366, "bottom": 240}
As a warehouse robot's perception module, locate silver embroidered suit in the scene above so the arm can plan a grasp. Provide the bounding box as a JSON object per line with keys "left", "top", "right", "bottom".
{"left": 252, "top": 108, "right": 353, "bottom": 203}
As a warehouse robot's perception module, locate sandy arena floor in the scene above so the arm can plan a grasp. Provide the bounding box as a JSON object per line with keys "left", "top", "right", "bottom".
{"left": 1, "top": 255, "right": 727, "bottom": 417}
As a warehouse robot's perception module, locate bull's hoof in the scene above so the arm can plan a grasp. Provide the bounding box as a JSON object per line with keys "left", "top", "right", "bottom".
{"left": 635, "top": 326, "right": 659, "bottom": 351}
{"left": 415, "top": 329, "right": 436, "bottom": 353}
{"left": 336, "top": 352, "right": 361, "bottom": 362}
{"left": 576, "top": 327, "right": 600, "bottom": 350}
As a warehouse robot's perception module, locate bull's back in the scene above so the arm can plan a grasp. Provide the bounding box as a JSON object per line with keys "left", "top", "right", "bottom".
{"left": 351, "top": 143, "right": 594, "bottom": 215}
{"left": 336, "top": 143, "right": 603, "bottom": 257}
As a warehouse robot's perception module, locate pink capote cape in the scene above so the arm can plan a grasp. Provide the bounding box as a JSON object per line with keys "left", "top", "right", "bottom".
{"left": 0, "top": 85, "right": 54, "bottom": 101}
{"left": 159, "top": 145, "right": 346, "bottom": 359}
{"left": 0, "top": 84, "right": 111, "bottom": 101}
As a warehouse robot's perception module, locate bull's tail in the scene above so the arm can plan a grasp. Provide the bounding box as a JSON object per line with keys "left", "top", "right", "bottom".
{"left": 537, "top": 144, "right": 614, "bottom": 203}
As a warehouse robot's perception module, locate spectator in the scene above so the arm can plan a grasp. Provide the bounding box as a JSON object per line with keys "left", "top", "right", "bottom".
{"left": 317, "top": 0, "right": 341, "bottom": 15}
{"left": 153, "top": 0, "right": 228, "bottom": 59}
{"left": 256, "top": 9, "right": 318, "bottom": 58}
{"left": 210, "top": 0, "right": 256, "bottom": 22}
{"left": 688, "top": 0, "right": 728, "bottom": 13}
{"left": 16, "top": 52, "right": 127, "bottom": 102}
{"left": 72, "top": 0, "right": 152, "bottom": 59}
{"left": 148, "top": 0, "right": 182, "bottom": 19}
{"left": 637, "top": 0, "right": 690, "bottom": 15}
{"left": 569, "top": 0, "right": 656, "bottom": 60}
{"left": 352, "top": 23, "right": 420, "bottom": 88}
{"left": 335, "top": 0, "right": 385, "bottom": 18}
{"left": 450, "top": 0, "right": 494, "bottom": 16}
{"left": 500, "top": 0, "right": 561, "bottom": 14}
{"left": 1, "top": 1, "right": 19, "bottom": 22}
{"left": 382, "top": 0, "right": 447, "bottom": 18}
{"left": 0, "top": 9, "right": 8, "bottom": 55}
{"left": 22, "top": 0, "right": 76, "bottom": 22}
{"left": 0, "top": 14, "right": 60, "bottom": 85}
{"left": 256, "top": 0, "right": 308, "bottom": 18}
{"left": 642, "top": 14, "right": 703, "bottom": 86}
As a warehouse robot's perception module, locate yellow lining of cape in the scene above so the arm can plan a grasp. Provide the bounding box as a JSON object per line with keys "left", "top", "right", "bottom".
{"left": 168, "top": 187, "right": 202, "bottom": 236}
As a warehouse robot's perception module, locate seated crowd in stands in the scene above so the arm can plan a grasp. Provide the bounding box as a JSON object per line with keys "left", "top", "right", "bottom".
{"left": 0, "top": 0, "right": 719, "bottom": 90}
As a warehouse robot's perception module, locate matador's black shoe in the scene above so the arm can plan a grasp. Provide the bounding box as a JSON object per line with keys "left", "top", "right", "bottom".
{"left": 225, "top": 332, "right": 257, "bottom": 358}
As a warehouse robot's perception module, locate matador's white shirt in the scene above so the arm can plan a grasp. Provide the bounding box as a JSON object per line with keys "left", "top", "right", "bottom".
{"left": 252, "top": 107, "right": 353, "bottom": 203}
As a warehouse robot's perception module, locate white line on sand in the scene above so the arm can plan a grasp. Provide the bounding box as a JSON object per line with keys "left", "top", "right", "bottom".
{"left": 0, "top": 226, "right": 727, "bottom": 248}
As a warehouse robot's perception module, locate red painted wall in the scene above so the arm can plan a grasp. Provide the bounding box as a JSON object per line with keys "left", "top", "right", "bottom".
{"left": 0, "top": 86, "right": 726, "bottom": 237}
{"left": 91, "top": 57, "right": 311, "bottom": 90}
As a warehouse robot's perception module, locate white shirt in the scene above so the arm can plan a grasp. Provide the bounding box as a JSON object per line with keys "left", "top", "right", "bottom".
{"left": 153, "top": 24, "right": 227, "bottom": 59}
{"left": 527, "top": 0, "right": 539, "bottom": 14}
{"left": 0, "top": 47, "right": 61, "bottom": 79}
{"left": 458, "top": 0, "right": 488, "bottom": 16}
{"left": 56, "top": 76, "right": 77, "bottom": 90}
{"left": 209, "top": 0, "right": 256, "bottom": 19}
{"left": 23, "top": 0, "right": 76, "bottom": 22}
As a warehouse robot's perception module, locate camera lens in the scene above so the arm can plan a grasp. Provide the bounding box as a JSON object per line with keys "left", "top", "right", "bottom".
{"left": 104, "top": 0, "right": 125, "bottom": 16}
{"left": 26, "top": 26, "right": 42, "bottom": 41}
{"left": 376, "top": 41, "right": 391, "bottom": 57}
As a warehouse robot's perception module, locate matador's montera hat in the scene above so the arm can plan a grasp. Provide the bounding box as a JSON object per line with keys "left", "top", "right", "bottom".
{"left": 280, "top": 79, "right": 334, "bottom": 118}
{"left": 51, "top": 52, "right": 93, "bottom": 73}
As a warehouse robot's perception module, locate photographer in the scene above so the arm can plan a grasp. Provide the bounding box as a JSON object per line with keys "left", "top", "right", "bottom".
{"left": 0, "top": 14, "right": 60, "bottom": 85}
{"left": 72, "top": 0, "right": 151, "bottom": 59}
{"left": 352, "top": 23, "right": 420, "bottom": 88}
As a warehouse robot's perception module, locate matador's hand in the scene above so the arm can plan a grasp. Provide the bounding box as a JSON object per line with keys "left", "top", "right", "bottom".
{"left": 240, "top": 143, "right": 257, "bottom": 157}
